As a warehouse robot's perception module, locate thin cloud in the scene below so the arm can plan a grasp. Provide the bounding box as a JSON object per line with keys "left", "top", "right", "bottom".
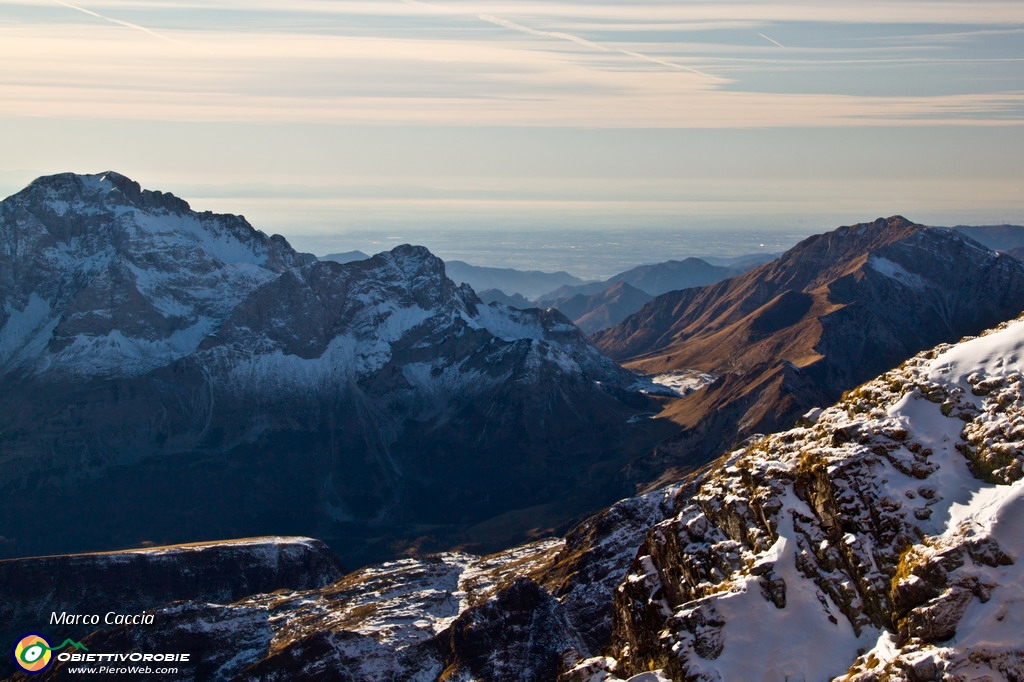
{"left": 399, "top": 0, "right": 727, "bottom": 82}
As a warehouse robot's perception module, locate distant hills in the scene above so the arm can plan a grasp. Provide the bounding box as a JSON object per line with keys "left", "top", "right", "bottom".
{"left": 443, "top": 260, "right": 586, "bottom": 300}
{"left": 320, "top": 249, "right": 369, "bottom": 264}
{"left": 950, "top": 223, "right": 1024, "bottom": 252}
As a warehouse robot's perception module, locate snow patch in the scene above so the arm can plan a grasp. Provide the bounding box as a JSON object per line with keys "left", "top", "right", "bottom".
{"left": 473, "top": 303, "right": 547, "bottom": 341}
{"left": 867, "top": 254, "right": 929, "bottom": 289}
{"left": 634, "top": 370, "right": 716, "bottom": 397}
{"left": 687, "top": 489, "right": 873, "bottom": 682}
{"left": 928, "top": 317, "right": 1024, "bottom": 385}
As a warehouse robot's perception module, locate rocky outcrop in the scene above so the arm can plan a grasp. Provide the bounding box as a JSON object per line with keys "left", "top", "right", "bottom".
{"left": 10, "top": 541, "right": 567, "bottom": 682}
{"left": 597, "top": 316, "right": 1024, "bottom": 681}
{"left": 1, "top": 481, "right": 693, "bottom": 682}
{"left": 0, "top": 537, "right": 342, "bottom": 680}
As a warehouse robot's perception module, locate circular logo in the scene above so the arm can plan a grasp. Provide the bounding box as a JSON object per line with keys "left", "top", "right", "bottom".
{"left": 13, "top": 634, "right": 52, "bottom": 674}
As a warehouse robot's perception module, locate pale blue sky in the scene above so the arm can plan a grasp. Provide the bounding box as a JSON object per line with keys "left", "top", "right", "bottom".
{"left": 2, "top": 0, "right": 1023, "bottom": 258}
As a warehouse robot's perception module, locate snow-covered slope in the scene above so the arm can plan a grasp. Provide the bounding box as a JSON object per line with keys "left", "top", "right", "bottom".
{"left": 0, "top": 173, "right": 668, "bottom": 565}
{"left": 0, "top": 171, "right": 307, "bottom": 377}
{"left": 593, "top": 315, "right": 1024, "bottom": 681}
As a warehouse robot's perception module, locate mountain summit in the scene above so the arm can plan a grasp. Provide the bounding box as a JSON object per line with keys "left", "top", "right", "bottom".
{"left": 595, "top": 216, "right": 1024, "bottom": 476}
{"left": 0, "top": 172, "right": 670, "bottom": 564}
{"left": 0, "top": 171, "right": 308, "bottom": 378}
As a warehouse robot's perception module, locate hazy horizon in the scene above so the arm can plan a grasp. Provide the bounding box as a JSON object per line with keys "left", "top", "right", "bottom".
{"left": 3, "top": 1, "right": 1023, "bottom": 264}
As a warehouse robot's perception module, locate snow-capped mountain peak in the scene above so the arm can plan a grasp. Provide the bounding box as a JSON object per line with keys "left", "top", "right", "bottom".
{"left": 0, "top": 172, "right": 308, "bottom": 377}
{"left": 0, "top": 173, "right": 665, "bottom": 566}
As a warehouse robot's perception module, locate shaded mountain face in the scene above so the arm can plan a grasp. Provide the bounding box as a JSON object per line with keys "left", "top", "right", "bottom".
{"left": 0, "top": 172, "right": 672, "bottom": 565}
{"left": 594, "top": 216, "right": 1024, "bottom": 477}
{"left": 553, "top": 281, "right": 653, "bottom": 334}
{"left": 0, "top": 172, "right": 310, "bottom": 378}
{"left": 951, "top": 224, "right": 1024, "bottom": 253}
{"left": 20, "top": 315, "right": 1024, "bottom": 682}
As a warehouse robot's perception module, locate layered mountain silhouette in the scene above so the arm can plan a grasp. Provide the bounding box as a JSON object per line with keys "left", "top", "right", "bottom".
{"left": 548, "top": 281, "right": 653, "bottom": 334}
{"left": 595, "top": 216, "right": 1024, "bottom": 479}
{"left": 0, "top": 172, "right": 673, "bottom": 564}
{"left": 536, "top": 257, "right": 756, "bottom": 333}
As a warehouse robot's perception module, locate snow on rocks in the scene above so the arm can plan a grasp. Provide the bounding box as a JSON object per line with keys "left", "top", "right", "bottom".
{"left": 610, "top": 315, "right": 1024, "bottom": 681}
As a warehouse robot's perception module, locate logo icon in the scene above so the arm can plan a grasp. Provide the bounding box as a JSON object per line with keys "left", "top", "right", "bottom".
{"left": 12, "top": 634, "right": 87, "bottom": 674}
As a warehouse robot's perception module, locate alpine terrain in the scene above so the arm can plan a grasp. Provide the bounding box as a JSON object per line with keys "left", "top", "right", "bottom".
{"left": 13, "top": 311, "right": 1024, "bottom": 682}
{"left": 0, "top": 172, "right": 672, "bottom": 565}
{"left": 595, "top": 216, "right": 1024, "bottom": 482}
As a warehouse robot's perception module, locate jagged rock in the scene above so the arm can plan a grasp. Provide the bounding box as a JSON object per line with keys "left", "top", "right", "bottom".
{"left": 607, "top": 315, "right": 1024, "bottom": 680}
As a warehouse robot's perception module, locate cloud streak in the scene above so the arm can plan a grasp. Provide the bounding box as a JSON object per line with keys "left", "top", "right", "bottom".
{"left": 476, "top": 12, "right": 727, "bottom": 82}
{"left": 51, "top": 0, "right": 182, "bottom": 43}
{"left": 0, "top": 2, "right": 1020, "bottom": 129}
{"left": 758, "top": 33, "right": 786, "bottom": 49}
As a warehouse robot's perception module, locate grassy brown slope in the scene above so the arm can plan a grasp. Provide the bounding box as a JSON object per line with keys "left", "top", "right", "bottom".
{"left": 595, "top": 216, "right": 1024, "bottom": 482}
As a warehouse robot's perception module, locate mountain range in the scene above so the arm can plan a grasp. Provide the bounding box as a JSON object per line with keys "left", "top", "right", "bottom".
{"left": 396, "top": 251, "right": 776, "bottom": 335}
{"left": 0, "top": 172, "right": 672, "bottom": 566}
{"left": 4, "top": 172, "right": 1024, "bottom": 681}
{"left": 595, "top": 216, "right": 1024, "bottom": 483}
{"left": 11, "top": 311, "right": 1024, "bottom": 681}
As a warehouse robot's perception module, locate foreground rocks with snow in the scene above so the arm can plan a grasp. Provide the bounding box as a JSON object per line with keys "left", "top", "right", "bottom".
{"left": 10, "top": 317, "right": 1024, "bottom": 680}
{"left": 584, "top": 316, "right": 1024, "bottom": 681}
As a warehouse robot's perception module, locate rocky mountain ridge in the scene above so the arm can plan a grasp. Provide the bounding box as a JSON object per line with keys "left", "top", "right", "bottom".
{"left": 15, "top": 313, "right": 1024, "bottom": 682}
{"left": 0, "top": 172, "right": 671, "bottom": 565}
{"left": 592, "top": 314, "right": 1024, "bottom": 681}
{"left": 0, "top": 171, "right": 309, "bottom": 379}
{"left": 595, "top": 216, "right": 1024, "bottom": 481}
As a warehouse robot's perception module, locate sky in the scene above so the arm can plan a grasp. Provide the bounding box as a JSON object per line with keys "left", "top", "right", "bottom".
{"left": 2, "top": 0, "right": 1023, "bottom": 264}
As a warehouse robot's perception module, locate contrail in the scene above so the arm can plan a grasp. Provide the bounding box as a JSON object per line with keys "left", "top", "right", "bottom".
{"left": 758, "top": 33, "right": 786, "bottom": 48}
{"left": 477, "top": 13, "right": 725, "bottom": 82}
{"left": 401, "top": 0, "right": 723, "bottom": 82}
{"left": 52, "top": 0, "right": 180, "bottom": 43}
